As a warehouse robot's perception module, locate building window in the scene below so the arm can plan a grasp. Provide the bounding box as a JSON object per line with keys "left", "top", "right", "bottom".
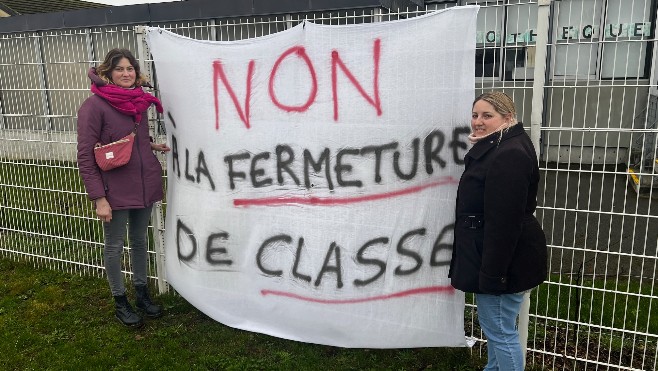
{"left": 600, "top": 0, "right": 653, "bottom": 79}
{"left": 552, "top": 0, "right": 654, "bottom": 79}
{"left": 504, "top": 2, "right": 537, "bottom": 80}
{"left": 552, "top": 0, "right": 602, "bottom": 79}
{"left": 472, "top": 0, "right": 539, "bottom": 81}
{"left": 474, "top": 1, "right": 504, "bottom": 78}
{"left": 472, "top": 0, "right": 655, "bottom": 81}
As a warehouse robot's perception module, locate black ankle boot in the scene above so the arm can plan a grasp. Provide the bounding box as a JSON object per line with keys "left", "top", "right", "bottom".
{"left": 135, "top": 285, "right": 162, "bottom": 318}
{"left": 113, "top": 294, "right": 143, "bottom": 327}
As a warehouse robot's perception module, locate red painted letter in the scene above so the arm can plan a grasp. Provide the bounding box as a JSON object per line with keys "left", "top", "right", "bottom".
{"left": 269, "top": 46, "right": 318, "bottom": 113}
{"left": 213, "top": 59, "right": 255, "bottom": 130}
{"left": 332, "top": 38, "right": 382, "bottom": 121}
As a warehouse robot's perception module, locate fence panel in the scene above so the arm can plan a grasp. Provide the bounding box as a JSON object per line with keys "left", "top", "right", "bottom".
{"left": 539, "top": 0, "right": 657, "bottom": 369}
{"left": 0, "top": 1, "right": 656, "bottom": 369}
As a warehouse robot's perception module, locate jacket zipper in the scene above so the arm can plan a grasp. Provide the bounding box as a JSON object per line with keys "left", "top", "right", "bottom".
{"left": 136, "top": 125, "right": 147, "bottom": 207}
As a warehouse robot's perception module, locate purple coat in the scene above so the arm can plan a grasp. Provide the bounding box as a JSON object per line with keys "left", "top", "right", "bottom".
{"left": 77, "top": 77, "right": 164, "bottom": 210}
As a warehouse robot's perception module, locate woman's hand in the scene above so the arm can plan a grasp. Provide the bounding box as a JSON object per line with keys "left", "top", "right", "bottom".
{"left": 151, "top": 143, "right": 171, "bottom": 153}
{"left": 95, "top": 197, "right": 112, "bottom": 223}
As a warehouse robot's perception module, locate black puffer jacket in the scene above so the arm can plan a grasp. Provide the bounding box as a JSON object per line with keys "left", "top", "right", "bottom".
{"left": 449, "top": 123, "right": 547, "bottom": 294}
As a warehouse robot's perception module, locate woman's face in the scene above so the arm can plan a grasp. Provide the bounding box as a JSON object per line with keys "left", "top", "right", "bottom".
{"left": 110, "top": 57, "right": 136, "bottom": 88}
{"left": 471, "top": 99, "right": 508, "bottom": 137}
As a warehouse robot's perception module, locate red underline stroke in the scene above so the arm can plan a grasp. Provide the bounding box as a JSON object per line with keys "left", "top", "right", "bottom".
{"left": 233, "top": 176, "right": 458, "bottom": 207}
{"left": 260, "top": 285, "right": 455, "bottom": 304}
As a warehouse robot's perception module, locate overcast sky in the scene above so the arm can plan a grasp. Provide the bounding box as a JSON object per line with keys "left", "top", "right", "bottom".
{"left": 86, "top": 0, "right": 182, "bottom": 5}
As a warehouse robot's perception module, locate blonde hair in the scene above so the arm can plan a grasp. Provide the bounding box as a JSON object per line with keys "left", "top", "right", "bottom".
{"left": 96, "top": 48, "right": 148, "bottom": 87}
{"left": 473, "top": 91, "right": 518, "bottom": 126}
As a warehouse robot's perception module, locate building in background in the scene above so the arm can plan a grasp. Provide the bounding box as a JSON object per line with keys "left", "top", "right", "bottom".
{"left": 0, "top": 0, "right": 107, "bottom": 16}
{"left": 469, "top": 0, "right": 657, "bottom": 192}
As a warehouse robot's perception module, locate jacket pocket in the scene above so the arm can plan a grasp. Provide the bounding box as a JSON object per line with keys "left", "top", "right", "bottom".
{"left": 452, "top": 238, "right": 483, "bottom": 292}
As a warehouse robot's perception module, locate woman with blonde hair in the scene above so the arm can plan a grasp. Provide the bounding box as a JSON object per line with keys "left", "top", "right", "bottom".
{"left": 77, "top": 48, "right": 170, "bottom": 327}
{"left": 450, "top": 91, "right": 547, "bottom": 370}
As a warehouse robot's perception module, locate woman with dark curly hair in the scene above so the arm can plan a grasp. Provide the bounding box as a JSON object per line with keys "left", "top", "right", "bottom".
{"left": 77, "top": 48, "right": 170, "bottom": 327}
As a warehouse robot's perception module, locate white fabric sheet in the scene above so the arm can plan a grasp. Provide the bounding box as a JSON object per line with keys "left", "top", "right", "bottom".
{"left": 146, "top": 5, "right": 478, "bottom": 348}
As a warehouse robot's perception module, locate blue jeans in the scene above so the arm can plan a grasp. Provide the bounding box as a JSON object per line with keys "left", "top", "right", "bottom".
{"left": 476, "top": 293, "right": 525, "bottom": 371}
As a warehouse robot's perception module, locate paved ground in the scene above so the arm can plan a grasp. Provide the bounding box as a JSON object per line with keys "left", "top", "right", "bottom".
{"left": 537, "top": 163, "right": 657, "bottom": 280}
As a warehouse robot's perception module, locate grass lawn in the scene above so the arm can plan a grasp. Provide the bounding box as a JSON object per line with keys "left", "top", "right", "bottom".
{"left": 0, "top": 258, "right": 488, "bottom": 371}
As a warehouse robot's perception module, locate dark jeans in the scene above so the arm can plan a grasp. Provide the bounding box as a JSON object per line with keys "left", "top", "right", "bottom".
{"left": 103, "top": 206, "right": 153, "bottom": 296}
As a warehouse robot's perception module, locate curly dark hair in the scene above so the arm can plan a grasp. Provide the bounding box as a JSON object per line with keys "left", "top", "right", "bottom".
{"left": 96, "top": 48, "right": 148, "bottom": 87}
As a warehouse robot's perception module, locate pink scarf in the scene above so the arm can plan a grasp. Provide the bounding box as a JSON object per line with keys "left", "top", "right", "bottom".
{"left": 91, "top": 82, "right": 163, "bottom": 123}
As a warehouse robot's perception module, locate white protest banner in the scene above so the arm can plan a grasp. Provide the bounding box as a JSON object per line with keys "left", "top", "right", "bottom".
{"left": 146, "top": 5, "right": 477, "bottom": 348}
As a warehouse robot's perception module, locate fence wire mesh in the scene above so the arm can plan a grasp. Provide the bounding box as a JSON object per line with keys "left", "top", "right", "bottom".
{"left": 0, "top": 1, "right": 656, "bottom": 369}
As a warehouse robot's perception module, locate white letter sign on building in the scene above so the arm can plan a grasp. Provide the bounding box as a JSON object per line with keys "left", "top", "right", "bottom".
{"left": 146, "top": 5, "right": 477, "bottom": 348}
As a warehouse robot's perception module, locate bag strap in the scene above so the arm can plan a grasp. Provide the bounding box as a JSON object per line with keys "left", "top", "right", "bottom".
{"left": 95, "top": 122, "right": 139, "bottom": 148}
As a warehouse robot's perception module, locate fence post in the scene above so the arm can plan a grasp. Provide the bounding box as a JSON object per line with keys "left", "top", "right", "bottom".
{"left": 34, "top": 31, "right": 53, "bottom": 132}
{"left": 135, "top": 25, "right": 168, "bottom": 294}
{"left": 522, "top": 0, "right": 552, "bottom": 367}
{"left": 0, "top": 62, "right": 4, "bottom": 130}
{"left": 530, "top": 0, "right": 551, "bottom": 154}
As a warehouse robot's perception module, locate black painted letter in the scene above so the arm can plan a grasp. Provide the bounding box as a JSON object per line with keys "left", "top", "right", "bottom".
{"left": 394, "top": 228, "right": 426, "bottom": 276}
{"left": 206, "top": 232, "right": 232, "bottom": 265}
{"left": 177, "top": 219, "right": 197, "bottom": 262}
{"left": 256, "top": 234, "right": 291, "bottom": 277}
{"left": 353, "top": 237, "right": 388, "bottom": 287}
{"left": 224, "top": 152, "right": 251, "bottom": 190}
{"left": 314, "top": 242, "right": 343, "bottom": 288}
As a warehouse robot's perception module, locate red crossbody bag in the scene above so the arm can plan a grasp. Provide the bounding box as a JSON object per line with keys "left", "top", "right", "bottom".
{"left": 93, "top": 123, "right": 138, "bottom": 171}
